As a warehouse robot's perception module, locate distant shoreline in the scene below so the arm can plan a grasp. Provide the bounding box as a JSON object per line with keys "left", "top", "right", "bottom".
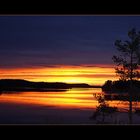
{"left": 0, "top": 79, "right": 102, "bottom": 92}
{"left": 102, "top": 80, "right": 140, "bottom": 94}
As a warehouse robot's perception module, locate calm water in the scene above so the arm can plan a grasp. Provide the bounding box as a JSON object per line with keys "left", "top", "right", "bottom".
{"left": 0, "top": 88, "right": 139, "bottom": 111}
{"left": 0, "top": 88, "right": 140, "bottom": 124}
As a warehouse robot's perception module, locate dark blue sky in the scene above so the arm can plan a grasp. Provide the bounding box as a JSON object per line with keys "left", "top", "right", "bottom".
{"left": 1, "top": 16, "right": 140, "bottom": 68}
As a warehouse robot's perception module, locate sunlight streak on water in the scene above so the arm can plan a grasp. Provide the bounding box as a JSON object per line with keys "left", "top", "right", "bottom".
{"left": 0, "top": 88, "right": 140, "bottom": 111}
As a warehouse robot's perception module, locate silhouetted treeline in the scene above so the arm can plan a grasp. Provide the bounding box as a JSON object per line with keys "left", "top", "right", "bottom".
{"left": 102, "top": 80, "right": 140, "bottom": 93}
{"left": 0, "top": 79, "right": 95, "bottom": 92}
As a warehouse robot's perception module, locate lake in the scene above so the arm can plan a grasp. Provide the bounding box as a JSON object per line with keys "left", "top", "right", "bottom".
{"left": 0, "top": 88, "right": 140, "bottom": 124}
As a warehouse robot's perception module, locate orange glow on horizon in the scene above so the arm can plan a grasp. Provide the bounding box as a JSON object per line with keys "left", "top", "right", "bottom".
{"left": 0, "top": 64, "right": 118, "bottom": 85}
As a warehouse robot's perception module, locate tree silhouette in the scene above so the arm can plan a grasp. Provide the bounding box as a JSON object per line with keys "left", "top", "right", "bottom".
{"left": 112, "top": 28, "right": 140, "bottom": 124}
{"left": 90, "top": 94, "right": 118, "bottom": 124}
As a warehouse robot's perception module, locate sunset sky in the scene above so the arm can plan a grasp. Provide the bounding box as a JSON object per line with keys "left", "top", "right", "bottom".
{"left": 1, "top": 16, "right": 140, "bottom": 85}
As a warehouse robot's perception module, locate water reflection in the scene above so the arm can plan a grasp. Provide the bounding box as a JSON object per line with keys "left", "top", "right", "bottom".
{"left": 0, "top": 88, "right": 100, "bottom": 109}
{"left": 90, "top": 93, "right": 140, "bottom": 124}
{"left": 0, "top": 88, "right": 140, "bottom": 110}
{"left": 0, "top": 88, "right": 140, "bottom": 124}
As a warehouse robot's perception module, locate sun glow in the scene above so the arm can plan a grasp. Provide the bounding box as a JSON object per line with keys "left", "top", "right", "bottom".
{"left": 0, "top": 64, "right": 118, "bottom": 85}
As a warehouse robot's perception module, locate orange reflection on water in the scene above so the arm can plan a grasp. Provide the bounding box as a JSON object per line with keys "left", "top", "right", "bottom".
{"left": 0, "top": 88, "right": 139, "bottom": 111}
{"left": 0, "top": 89, "right": 99, "bottom": 109}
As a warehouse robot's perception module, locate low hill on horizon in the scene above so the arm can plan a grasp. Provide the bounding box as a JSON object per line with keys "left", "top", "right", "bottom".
{"left": 0, "top": 79, "right": 101, "bottom": 92}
